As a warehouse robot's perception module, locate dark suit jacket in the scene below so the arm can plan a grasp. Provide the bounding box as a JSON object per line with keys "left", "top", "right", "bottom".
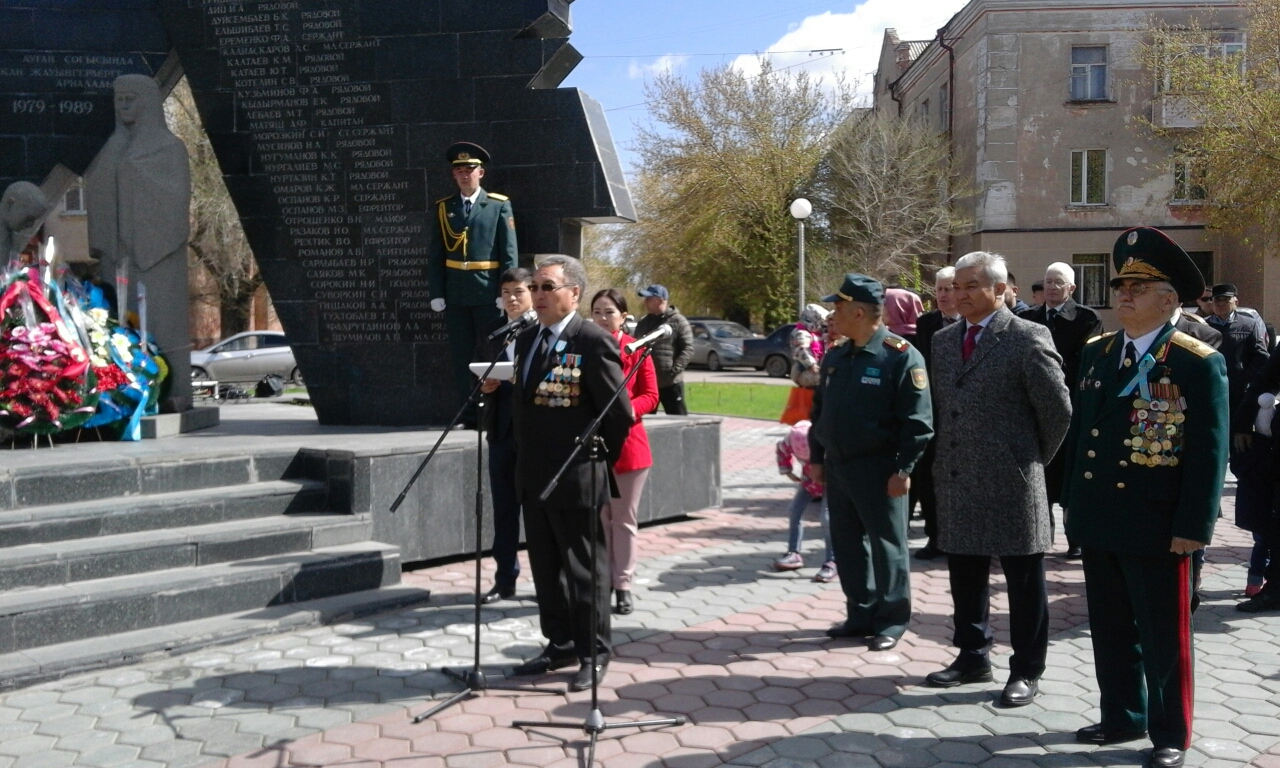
{"left": 915, "top": 309, "right": 958, "bottom": 373}
{"left": 1020, "top": 300, "right": 1103, "bottom": 390}
{"left": 1175, "top": 312, "right": 1222, "bottom": 350}
{"left": 473, "top": 315, "right": 519, "bottom": 442}
{"left": 512, "top": 314, "right": 634, "bottom": 508}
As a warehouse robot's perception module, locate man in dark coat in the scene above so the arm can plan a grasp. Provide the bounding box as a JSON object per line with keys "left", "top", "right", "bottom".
{"left": 927, "top": 251, "right": 1072, "bottom": 709}
{"left": 1061, "top": 227, "right": 1228, "bottom": 768}
{"left": 1231, "top": 350, "right": 1280, "bottom": 613}
{"left": 634, "top": 285, "right": 694, "bottom": 414}
{"left": 1205, "top": 283, "right": 1269, "bottom": 416}
{"left": 1020, "top": 262, "right": 1103, "bottom": 559}
{"left": 474, "top": 268, "right": 534, "bottom": 604}
{"left": 510, "top": 255, "right": 633, "bottom": 692}
{"left": 910, "top": 266, "right": 959, "bottom": 560}
{"left": 427, "top": 142, "right": 520, "bottom": 421}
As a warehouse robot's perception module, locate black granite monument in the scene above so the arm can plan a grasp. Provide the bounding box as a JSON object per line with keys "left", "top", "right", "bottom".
{"left": 3, "top": 0, "right": 634, "bottom": 426}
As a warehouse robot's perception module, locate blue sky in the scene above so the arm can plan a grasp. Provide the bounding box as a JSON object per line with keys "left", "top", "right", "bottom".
{"left": 561, "top": 0, "right": 970, "bottom": 175}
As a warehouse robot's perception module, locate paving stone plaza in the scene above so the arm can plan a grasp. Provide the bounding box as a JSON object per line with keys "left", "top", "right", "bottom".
{"left": 0, "top": 417, "right": 1277, "bottom": 768}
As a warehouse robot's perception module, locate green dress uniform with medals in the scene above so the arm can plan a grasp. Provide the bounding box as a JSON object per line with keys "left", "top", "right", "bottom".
{"left": 809, "top": 274, "right": 934, "bottom": 643}
{"left": 427, "top": 142, "right": 520, "bottom": 413}
{"left": 1061, "top": 227, "right": 1228, "bottom": 761}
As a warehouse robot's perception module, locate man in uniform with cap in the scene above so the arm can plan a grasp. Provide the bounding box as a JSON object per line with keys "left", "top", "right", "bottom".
{"left": 1060, "top": 227, "right": 1228, "bottom": 768}
{"left": 809, "top": 274, "right": 933, "bottom": 651}
{"left": 1204, "top": 283, "right": 1269, "bottom": 417}
{"left": 428, "top": 142, "right": 520, "bottom": 421}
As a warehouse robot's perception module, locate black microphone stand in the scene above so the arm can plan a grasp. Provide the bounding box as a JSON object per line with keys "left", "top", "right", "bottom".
{"left": 390, "top": 323, "right": 561, "bottom": 724}
{"left": 511, "top": 345, "right": 685, "bottom": 766}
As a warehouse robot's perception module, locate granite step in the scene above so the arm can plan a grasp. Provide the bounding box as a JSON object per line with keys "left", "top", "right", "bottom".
{"left": 0, "top": 542, "right": 403, "bottom": 654}
{"left": 0, "top": 479, "right": 326, "bottom": 548}
{"left": 0, "top": 512, "right": 372, "bottom": 591}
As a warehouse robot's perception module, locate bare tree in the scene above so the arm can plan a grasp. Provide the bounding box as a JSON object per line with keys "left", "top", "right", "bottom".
{"left": 808, "top": 110, "right": 969, "bottom": 294}
{"left": 164, "top": 78, "right": 262, "bottom": 337}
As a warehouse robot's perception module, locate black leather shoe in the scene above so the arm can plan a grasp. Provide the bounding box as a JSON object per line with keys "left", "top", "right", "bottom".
{"left": 999, "top": 676, "right": 1038, "bottom": 707}
{"left": 512, "top": 645, "right": 577, "bottom": 676}
{"left": 914, "top": 542, "right": 942, "bottom": 560}
{"left": 1075, "top": 724, "right": 1148, "bottom": 745}
{"left": 867, "top": 635, "right": 898, "bottom": 651}
{"left": 925, "top": 663, "right": 994, "bottom": 688}
{"left": 569, "top": 657, "right": 609, "bottom": 692}
{"left": 615, "top": 590, "right": 634, "bottom": 615}
{"left": 826, "top": 624, "right": 872, "bottom": 639}
{"left": 481, "top": 585, "right": 515, "bottom": 604}
{"left": 1063, "top": 546, "right": 1083, "bottom": 560}
{"left": 1150, "top": 747, "right": 1185, "bottom": 768}
{"left": 1237, "top": 588, "right": 1280, "bottom": 613}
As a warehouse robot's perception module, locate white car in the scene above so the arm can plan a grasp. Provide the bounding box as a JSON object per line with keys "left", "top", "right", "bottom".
{"left": 190, "top": 331, "right": 301, "bottom": 385}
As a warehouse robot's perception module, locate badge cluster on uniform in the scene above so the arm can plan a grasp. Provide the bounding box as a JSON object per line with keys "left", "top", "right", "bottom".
{"left": 536, "top": 354, "right": 582, "bottom": 408}
{"left": 1124, "top": 380, "right": 1186, "bottom": 467}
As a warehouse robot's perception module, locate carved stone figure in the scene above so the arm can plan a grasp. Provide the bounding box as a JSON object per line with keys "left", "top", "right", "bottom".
{"left": 85, "top": 74, "right": 193, "bottom": 407}
{"left": 0, "top": 182, "right": 50, "bottom": 263}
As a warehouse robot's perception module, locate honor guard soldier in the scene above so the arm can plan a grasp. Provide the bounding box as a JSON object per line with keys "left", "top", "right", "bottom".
{"left": 1061, "top": 227, "right": 1229, "bottom": 768}
{"left": 428, "top": 142, "right": 520, "bottom": 421}
{"left": 809, "top": 274, "right": 933, "bottom": 651}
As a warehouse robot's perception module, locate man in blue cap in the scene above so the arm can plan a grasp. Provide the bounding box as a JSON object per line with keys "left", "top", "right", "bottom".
{"left": 809, "top": 273, "right": 933, "bottom": 651}
{"left": 634, "top": 284, "right": 694, "bottom": 414}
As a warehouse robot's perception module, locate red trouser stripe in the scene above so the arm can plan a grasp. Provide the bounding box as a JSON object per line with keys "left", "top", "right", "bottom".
{"left": 1177, "top": 555, "right": 1194, "bottom": 750}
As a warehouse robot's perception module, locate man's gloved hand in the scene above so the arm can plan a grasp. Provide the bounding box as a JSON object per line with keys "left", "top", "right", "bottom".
{"left": 430, "top": 298, "right": 446, "bottom": 312}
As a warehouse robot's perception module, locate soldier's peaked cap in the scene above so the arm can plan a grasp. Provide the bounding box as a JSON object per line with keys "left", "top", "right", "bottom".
{"left": 822, "top": 273, "right": 885, "bottom": 305}
{"left": 447, "top": 142, "right": 490, "bottom": 166}
{"left": 1110, "top": 227, "right": 1205, "bottom": 303}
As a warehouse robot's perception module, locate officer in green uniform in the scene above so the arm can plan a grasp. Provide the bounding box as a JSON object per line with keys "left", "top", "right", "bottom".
{"left": 1061, "top": 227, "right": 1228, "bottom": 768}
{"left": 427, "top": 142, "right": 520, "bottom": 418}
{"left": 809, "top": 274, "right": 934, "bottom": 651}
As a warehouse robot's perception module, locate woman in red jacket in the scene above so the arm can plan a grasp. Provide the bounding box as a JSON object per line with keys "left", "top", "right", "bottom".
{"left": 590, "top": 289, "right": 659, "bottom": 615}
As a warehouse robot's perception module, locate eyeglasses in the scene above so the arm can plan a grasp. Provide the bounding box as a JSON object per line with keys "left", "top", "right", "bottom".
{"left": 530, "top": 283, "right": 576, "bottom": 293}
{"left": 1043, "top": 279, "right": 1070, "bottom": 288}
{"left": 1111, "top": 283, "right": 1174, "bottom": 298}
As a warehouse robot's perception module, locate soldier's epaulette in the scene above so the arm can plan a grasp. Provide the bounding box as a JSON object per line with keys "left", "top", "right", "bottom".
{"left": 1171, "top": 331, "right": 1216, "bottom": 359}
{"left": 435, "top": 196, "right": 453, "bottom": 204}
{"left": 487, "top": 192, "right": 509, "bottom": 201}
{"left": 883, "top": 335, "right": 909, "bottom": 352}
{"left": 1181, "top": 311, "right": 1208, "bottom": 325}
{"left": 1085, "top": 331, "right": 1118, "bottom": 345}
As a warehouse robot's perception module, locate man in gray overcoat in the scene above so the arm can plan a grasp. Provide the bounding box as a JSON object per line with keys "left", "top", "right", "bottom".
{"left": 927, "top": 251, "right": 1072, "bottom": 708}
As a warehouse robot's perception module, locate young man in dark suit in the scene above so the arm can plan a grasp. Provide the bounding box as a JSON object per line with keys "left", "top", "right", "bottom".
{"left": 1020, "top": 263, "right": 1103, "bottom": 559}
{"left": 910, "top": 266, "right": 960, "bottom": 560}
{"left": 509, "top": 255, "right": 633, "bottom": 691}
{"left": 474, "top": 268, "right": 534, "bottom": 604}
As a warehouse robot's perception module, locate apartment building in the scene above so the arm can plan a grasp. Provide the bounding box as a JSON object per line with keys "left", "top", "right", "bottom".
{"left": 875, "top": 0, "right": 1266, "bottom": 326}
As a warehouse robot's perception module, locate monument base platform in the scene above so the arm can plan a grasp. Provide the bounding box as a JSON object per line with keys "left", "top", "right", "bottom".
{"left": 141, "top": 405, "right": 221, "bottom": 439}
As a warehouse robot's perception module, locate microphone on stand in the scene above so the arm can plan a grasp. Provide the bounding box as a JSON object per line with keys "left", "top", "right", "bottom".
{"left": 624, "top": 323, "right": 674, "bottom": 354}
{"left": 487, "top": 309, "right": 537, "bottom": 340}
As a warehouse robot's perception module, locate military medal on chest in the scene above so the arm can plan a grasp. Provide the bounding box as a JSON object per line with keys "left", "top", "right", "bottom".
{"left": 535, "top": 353, "right": 582, "bottom": 408}
{"left": 1119, "top": 344, "right": 1185, "bottom": 467}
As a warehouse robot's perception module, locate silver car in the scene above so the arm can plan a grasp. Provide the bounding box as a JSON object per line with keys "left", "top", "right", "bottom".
{"left": 689, "top": 320, "right": 758, "bottom": 371}
{"left": 190, "top": 331, "right": 301, "bottom": 385}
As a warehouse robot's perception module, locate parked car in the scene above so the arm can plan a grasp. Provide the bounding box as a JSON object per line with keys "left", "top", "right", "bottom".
{"left": 741, "top": 323, "right": 796, "bottom": 378}
{"left": 190, "top": 331, "right": 301, "bottom": 385}
{"left": 689, "top": 320, "right": 758, "bottom": 371}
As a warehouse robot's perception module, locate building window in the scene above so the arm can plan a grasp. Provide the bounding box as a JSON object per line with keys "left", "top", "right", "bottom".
{"left": 1159, "top": 32, "right": 1247, "bottom": 92}
{"left": 1172, "top": 157, "right": 1207, "bottom": 202}
{"left": 939, "top": 83, "right": 949, "bottom": 130}
{"left": 920, "top": 99, "right": 930, "bottom": 120}
{"left": 1072, "top": 254, "right": 1109, "bottom": 308}
{"left": 1070, "top": 149, "right": 1107, "bottom": 205}
{"left": 1071, "top": 46, "right": 1108, "bottom": 100}
{"left": 64, "top": 184, "right": 85, "bottom": 214}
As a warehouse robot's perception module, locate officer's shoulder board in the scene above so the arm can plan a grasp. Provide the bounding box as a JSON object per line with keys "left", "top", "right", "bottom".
{"left": 1085, "top": 330, "right": 1118, "bottom": 346}
{"left": 1171, "top": 330, "right": 1216, "bottom": 359}
{"left": 487, "top": 192, "right": 509, "bottom": 201}
{"left": 1181, "top": 311, "right": 1208, "bottom": 325}
{"left": 883, "top": 335, "right": 909, "bottom": 352}
{"left": 434, "top": 195, "right": 453, "bottom": 205}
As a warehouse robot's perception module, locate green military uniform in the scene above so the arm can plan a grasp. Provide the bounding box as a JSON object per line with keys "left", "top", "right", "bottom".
{"left": 1061, "top": 227, "right": 1228, "bottom": 757}
{"left": 426, "top": 143, "right": 519, "bottom": 411}
{"left": 810, "top": 274, "right": 934, "bottom": 641}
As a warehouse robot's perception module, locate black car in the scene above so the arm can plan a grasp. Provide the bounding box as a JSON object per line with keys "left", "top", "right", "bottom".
{"left": 741, "top": 323, "right": 796, "bottom": 378}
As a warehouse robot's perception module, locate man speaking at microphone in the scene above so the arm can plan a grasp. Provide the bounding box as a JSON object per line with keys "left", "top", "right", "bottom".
{"left": 510, "top": 256, "right": 634, "bottom": 692}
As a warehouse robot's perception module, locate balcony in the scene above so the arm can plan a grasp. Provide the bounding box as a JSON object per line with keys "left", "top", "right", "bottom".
{"left": 1151, "top": 94, "right": 1201, "bottom": 130}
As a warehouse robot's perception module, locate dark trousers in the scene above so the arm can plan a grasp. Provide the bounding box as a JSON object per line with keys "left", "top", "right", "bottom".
{"left": 1081, "top": 547, "right": 1195, "bottom": 750}
{"left": 522, "top": 500, "right": 611, "bottom": 659}
{"left": 657, "top": 382, "right": 687, "bottom": 415}
{"left": 910, "top": 440, "right": 938, "bottom": 541}
{"left": 1044, "top": 450, "right": 1073, "bottom": 548}
{"left": 486, "top": 435, "right": 522, "bottom": 589}
{"left": 826, "top": 457, "right": 912, "bottom": 638}
{"left": 947, "top": 552, "right": 1049, "bottom": 680}
{"left": 446, "top": 304, "right": 501, "bottom": 419}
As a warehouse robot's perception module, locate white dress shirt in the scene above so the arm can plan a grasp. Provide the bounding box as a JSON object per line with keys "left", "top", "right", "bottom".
{"left": 1119, "top": 325, "right": 1166, "bottom": 369}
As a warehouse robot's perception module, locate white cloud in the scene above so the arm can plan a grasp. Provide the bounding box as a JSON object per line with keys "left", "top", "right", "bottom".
{"left": 732, "top": 0, "right": 970, "bottom": 101}
{"left": 628, "top": 54, "right": 691, "bottom": 80}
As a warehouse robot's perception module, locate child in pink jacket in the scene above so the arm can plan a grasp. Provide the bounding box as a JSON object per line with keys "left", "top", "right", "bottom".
{"left": 775, "top": 420, "right": 836, "bottom": 582}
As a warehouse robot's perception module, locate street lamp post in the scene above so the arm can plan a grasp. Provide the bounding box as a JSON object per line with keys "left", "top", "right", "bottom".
{"left": 790, "top": 198, "right": 812, "bottom": 316}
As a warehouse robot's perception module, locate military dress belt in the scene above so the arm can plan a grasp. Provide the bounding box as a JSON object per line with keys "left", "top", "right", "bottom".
{"left": 446, "top": 259, "right": 499, "bottom": 270}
